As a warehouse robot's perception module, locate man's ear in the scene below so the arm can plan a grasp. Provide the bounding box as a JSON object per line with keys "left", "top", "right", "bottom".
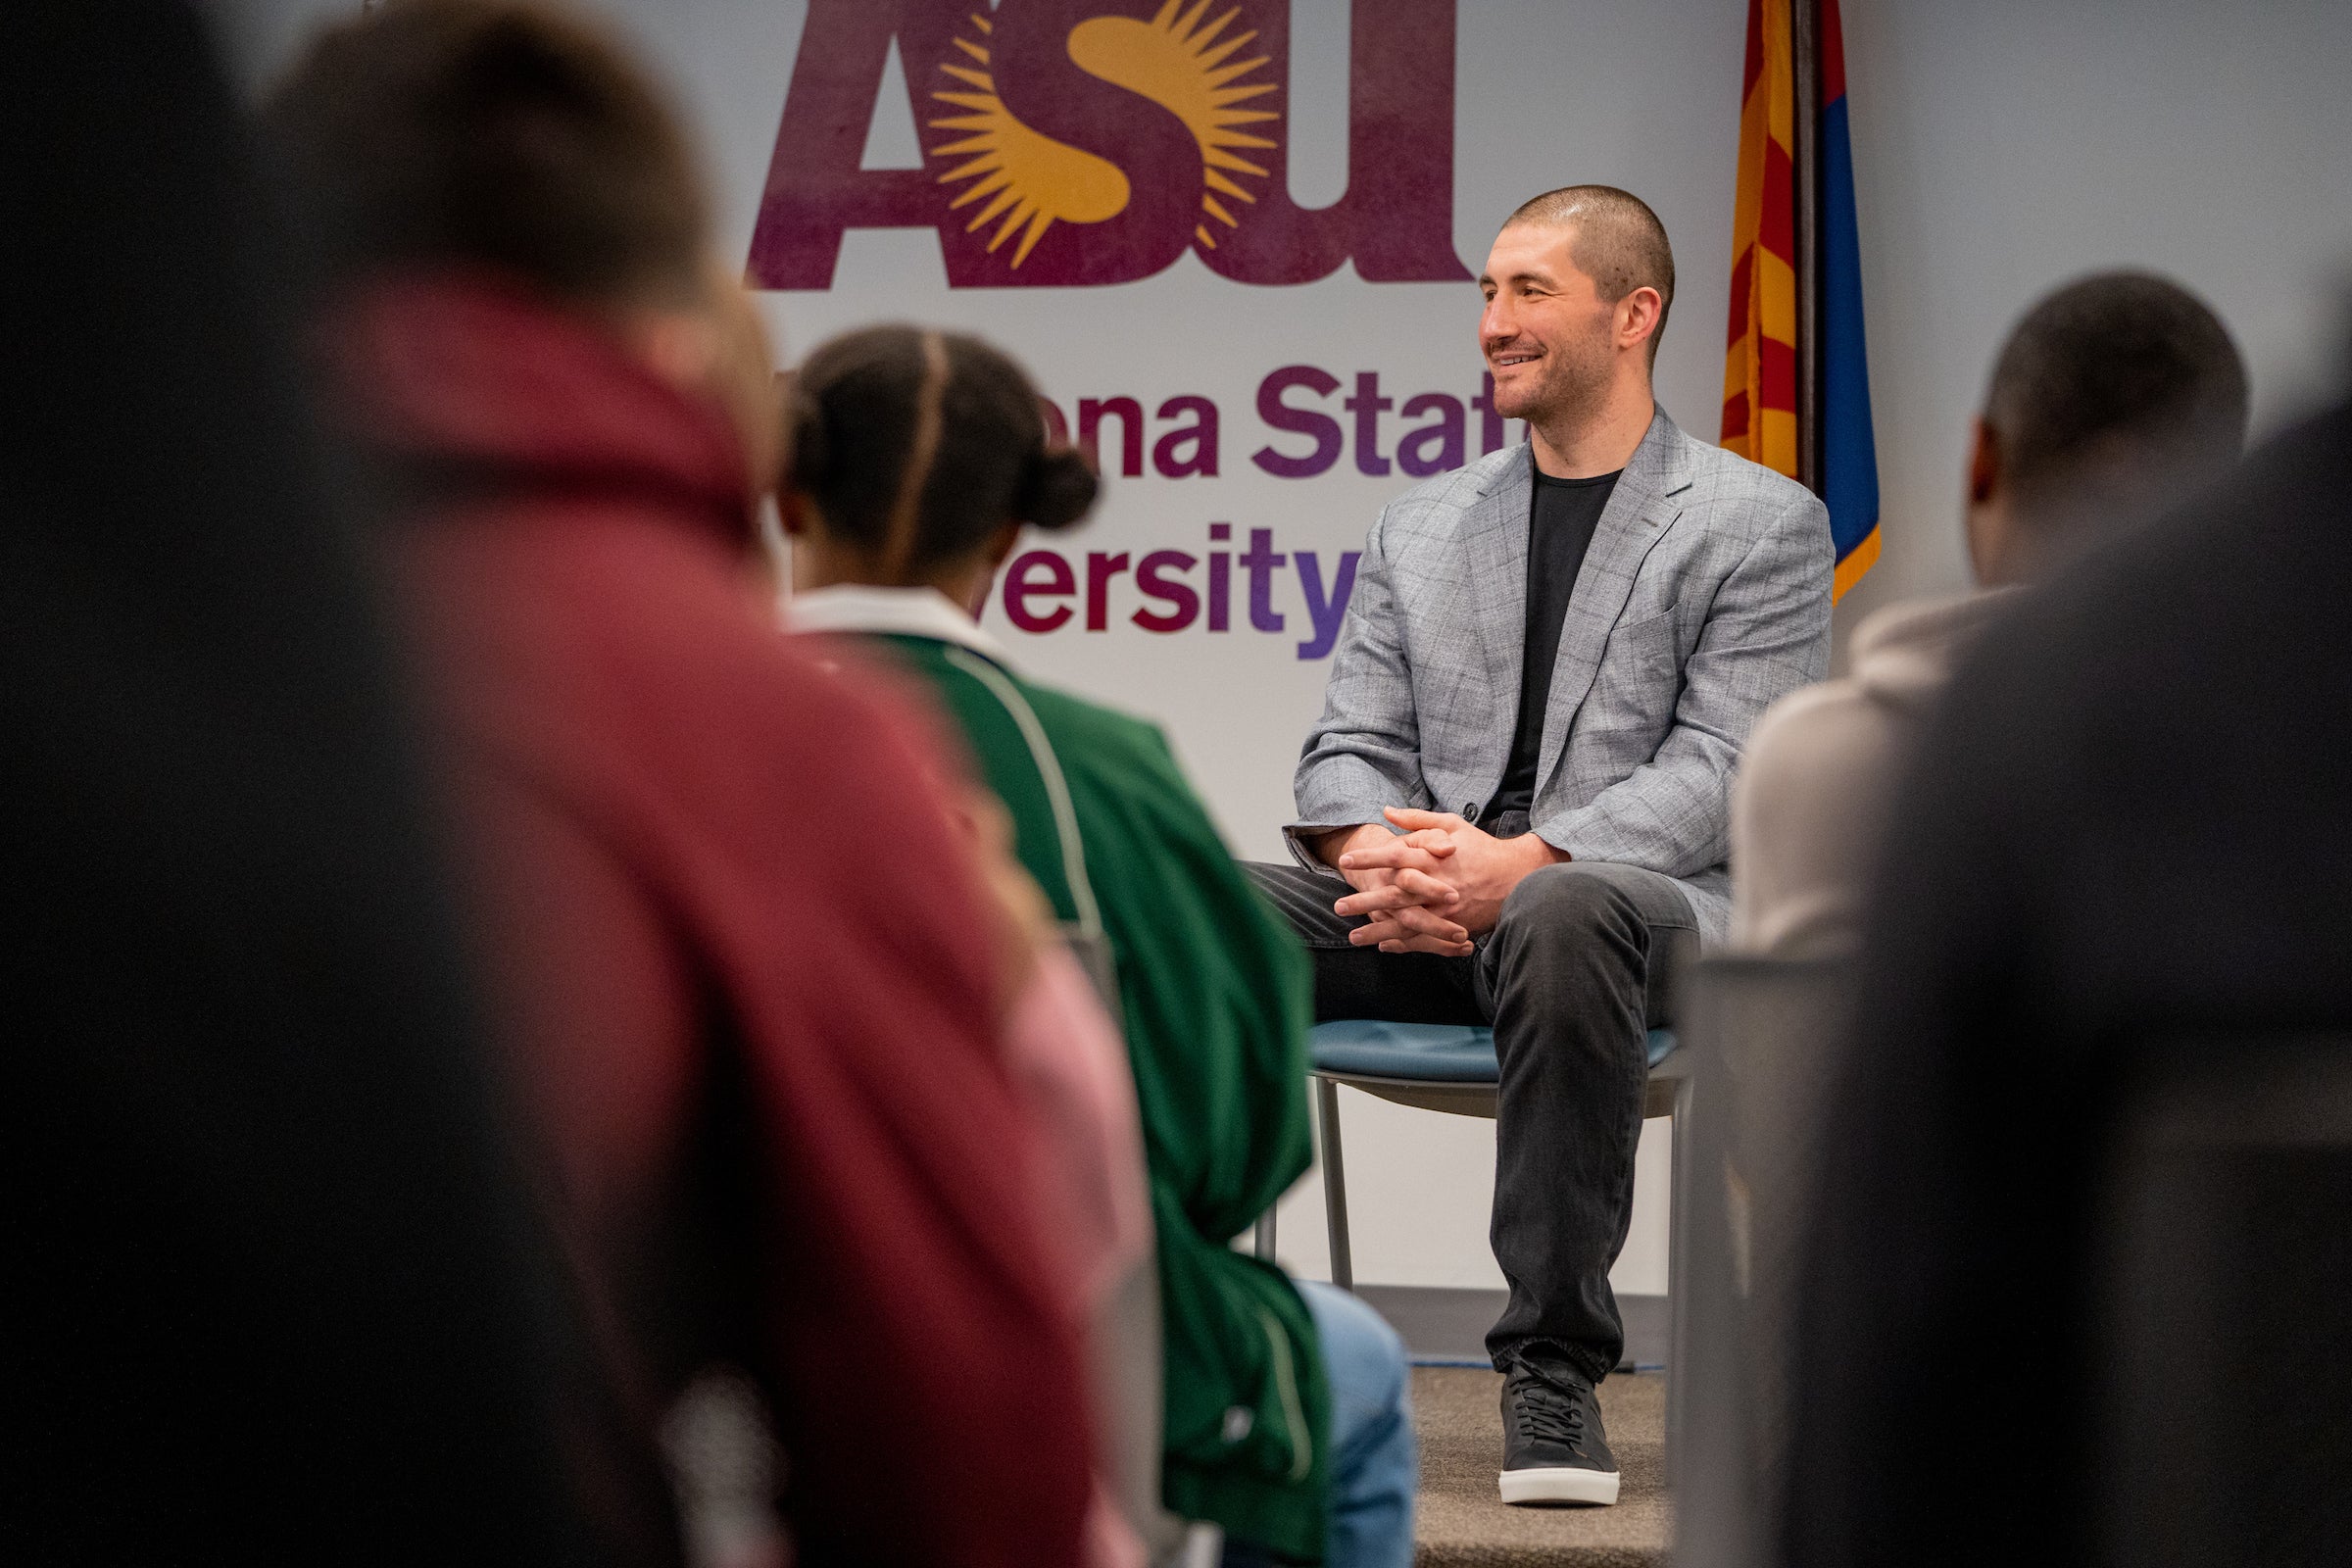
{"left": 1968, "top": 417, "right": 2002, "bottom": 505}
{"left": 1620, "top": 285, "right": 1665, "bottom": 354}
{"left": 1963, "top": 416, "right": 2018, "bottom": 588}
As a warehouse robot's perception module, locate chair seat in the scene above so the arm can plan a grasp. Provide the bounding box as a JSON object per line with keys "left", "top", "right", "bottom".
{"left": 1310, "top": 1019, "right": 1678, "bottom": 1083}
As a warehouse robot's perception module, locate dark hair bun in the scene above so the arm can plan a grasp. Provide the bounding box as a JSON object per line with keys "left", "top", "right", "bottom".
{"left": 787, "top": 391, "right": 830, "bottom": 491}
{"left": 1013, "top": 446, "right": 1099, "bottom": 531}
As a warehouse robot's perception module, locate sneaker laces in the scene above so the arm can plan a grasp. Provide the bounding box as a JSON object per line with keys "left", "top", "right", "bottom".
{"left": 1509, "top": 1361, "right": 1589, "bottom": 1449}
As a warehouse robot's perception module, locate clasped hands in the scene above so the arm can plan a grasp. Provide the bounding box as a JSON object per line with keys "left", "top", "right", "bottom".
{"left": 1318, "top": 807, "right": 1567, "bottom": 958}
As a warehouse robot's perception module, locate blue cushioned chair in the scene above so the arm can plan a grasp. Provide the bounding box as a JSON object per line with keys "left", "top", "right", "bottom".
{"left": 1251, "top": 1022, "right": 1688, "bottom": 1299}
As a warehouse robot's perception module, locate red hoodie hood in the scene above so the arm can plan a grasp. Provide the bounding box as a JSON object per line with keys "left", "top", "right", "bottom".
{"left": 327, "top": 271, "right": 753, "bottom": 544}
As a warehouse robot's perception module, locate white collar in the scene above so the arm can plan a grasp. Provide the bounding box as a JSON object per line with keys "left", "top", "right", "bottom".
{"left": 782, "top": 583, "right": 1015, "bottom": 667}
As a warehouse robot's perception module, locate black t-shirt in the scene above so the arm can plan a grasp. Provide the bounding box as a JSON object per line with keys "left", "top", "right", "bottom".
{"left": 1483, "top": 458, "right": 1621, "bottom": 826}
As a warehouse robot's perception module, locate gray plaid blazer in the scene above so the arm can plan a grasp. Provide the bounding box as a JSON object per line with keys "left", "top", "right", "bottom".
{"left": 1286, "top": 408, "right": 1834, "bottom": 943}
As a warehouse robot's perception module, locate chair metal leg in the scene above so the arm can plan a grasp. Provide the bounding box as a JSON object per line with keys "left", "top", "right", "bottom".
{"left": 1315, "top": 1075, "right": 1353, "bottom": 1293}
{"left": 1251, "top": 1209, "right": 1276, "bottom": 1262}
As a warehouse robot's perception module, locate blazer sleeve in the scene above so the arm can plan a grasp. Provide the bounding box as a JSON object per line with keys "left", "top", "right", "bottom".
{"left": 1535, "top": 490, "right": 1835, "bottom": 877}
{"left": 1282, "top": 502, "right": 1434, "bottom": 871}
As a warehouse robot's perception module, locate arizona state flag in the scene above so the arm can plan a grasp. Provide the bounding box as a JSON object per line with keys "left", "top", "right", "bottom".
{"left": 1723, "top": 0, "right": 1880, "bottom": 600}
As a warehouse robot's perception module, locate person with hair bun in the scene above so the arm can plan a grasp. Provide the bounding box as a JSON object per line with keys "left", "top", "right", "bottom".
{"left": 784, "top": 325, "right": 1417, "bottom": 1568}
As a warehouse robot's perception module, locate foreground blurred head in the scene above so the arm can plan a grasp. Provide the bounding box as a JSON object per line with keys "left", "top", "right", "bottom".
{"left": 263, "top": 0, "right": 779, "bottom": 492}
{"left": 781, "top": 325, "right": 1099, "bottom": 613}
{"left": 1967, "top": 271, "right": 2248, "bottom": 585}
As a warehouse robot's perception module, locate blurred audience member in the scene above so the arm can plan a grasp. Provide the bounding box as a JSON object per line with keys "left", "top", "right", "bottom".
{"left": 3, "top": 0, "right": 614, "bottom": 1560}
{"left": 1779, "top": 382, "right": 2352, "bottom": 1557}
{"left": 1733, "top": 272, "right": 2247, "bottom": 956}
{"left": 782, "top": 326, "right": 1418, "bottom": 1568}
{"left": 263, "top": 5, "right": 1098, "bottom": 1565}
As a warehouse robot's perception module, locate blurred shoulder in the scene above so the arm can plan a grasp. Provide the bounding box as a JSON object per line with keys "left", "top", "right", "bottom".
{"left": 1020, "top": 679, "right": 1188, "bottom": 790}
{"left": 1020, "top": 680, "right": 1254, "bottom": 858}
{"left": 1734, "top": 672, "right": 1916, "bottom": 949}
{"left": 454, "top": 513, "right": 964, "bottom": 806}
{"left": 1743, "top": 675, "right": 1898, "bottom": 795}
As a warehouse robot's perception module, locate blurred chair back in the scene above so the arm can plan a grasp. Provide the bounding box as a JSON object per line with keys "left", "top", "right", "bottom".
{"left": 2093, "top": 1036, "right": 2352, "bottom": 1568}
{"left": 1669, "top": 955, "right": 1853, "bottom": 1568}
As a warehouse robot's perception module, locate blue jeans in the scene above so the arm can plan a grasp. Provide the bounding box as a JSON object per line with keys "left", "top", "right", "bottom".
{"left": 1224, "top": 1282, "right": 1417, "bottom": 1568}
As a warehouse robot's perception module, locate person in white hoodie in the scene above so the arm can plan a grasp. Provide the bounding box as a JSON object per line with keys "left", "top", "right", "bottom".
{"left": 1732, "top": 271, "right": 2248, "bottom": 956}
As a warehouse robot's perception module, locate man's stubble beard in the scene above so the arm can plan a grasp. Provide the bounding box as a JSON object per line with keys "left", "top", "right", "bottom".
{"left": 1497, "top": 325, "right": 1614, "bottom": 445}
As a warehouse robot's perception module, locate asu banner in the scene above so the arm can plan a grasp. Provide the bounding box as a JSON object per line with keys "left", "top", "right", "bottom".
{"left": 755, "top": 0, "right": 1465, "bottom": 289}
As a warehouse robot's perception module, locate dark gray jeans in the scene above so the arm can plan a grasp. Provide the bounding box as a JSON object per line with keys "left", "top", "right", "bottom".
{"left": 1246, "top": 846, "right": 1696, "bottom": 1383}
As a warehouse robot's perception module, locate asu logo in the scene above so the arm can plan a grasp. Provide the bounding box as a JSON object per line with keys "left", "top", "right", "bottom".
{"left": 751, "top": 0, "right": 1469, "bottom": 289}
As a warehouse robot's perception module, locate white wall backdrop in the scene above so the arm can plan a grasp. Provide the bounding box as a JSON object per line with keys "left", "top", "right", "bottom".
{"left": 214, "top": 0, "right": 2352, "bottom": 1299}
{"left": 1829, "top": 0, "right": 2352, "bottom": 637}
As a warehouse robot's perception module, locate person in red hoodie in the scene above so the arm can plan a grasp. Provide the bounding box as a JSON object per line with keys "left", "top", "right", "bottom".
{"left": 263, "top": 5, "right": 1097, "bottom": 1564}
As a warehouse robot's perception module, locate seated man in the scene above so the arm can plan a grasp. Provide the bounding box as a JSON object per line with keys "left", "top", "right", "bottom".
{"left": 1732, "top": 271, "right": 2248, "bottom": 956}
{"left": 1247, "top": 186, "right": 1833, "bottom": 1505}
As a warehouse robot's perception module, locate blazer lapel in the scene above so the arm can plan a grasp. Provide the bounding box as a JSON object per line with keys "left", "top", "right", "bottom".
{"left": 1459, "top": 449, "right": 1532, "bottom": 748}
{"left": 1533, "top": 409, "right": 1692, "bottom": 801}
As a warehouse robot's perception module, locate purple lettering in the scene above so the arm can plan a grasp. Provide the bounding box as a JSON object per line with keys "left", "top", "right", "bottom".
{"left": 1192, "top": 0, "right": 1468, "bottom": 286}
{"left": 1152, "top": 395, "right": 1220, "bottom": 478}
{"left": 1295, "top": 551, "right": 1361, "bottom": 660}
{"left": 1397, "top": 392, "right": 1465, "bottom": 476}
{"left": 1207, "top": 522, "right": 1231, "bottom": 631}
{"left": 1252, "top": 366, "right": 1343, "bottom": 479}
{"left": 959, "top": 0, "right": 1200, "bottom": 287}
{"left": 1004, "top": 549, "right": 1075, "bottom": 633}
{"left": 1472, "top": 370, "right": 1507, "bottom": 455}
{"left": 1084, "top": 551, "right": 1131, "bottom": 631}
{"left": 750, "top": 0, "right": 1462, "bottom": 291}
{"left": 1079, "top": 396, "right": 1144, "bottom": 477}
{"left": 1240, "top": 527, "right": 1287, "bottom": 634}
{"left": 1346, "top": 370, "right": 1394, "bottom": 476}
{"left": 1132, "top": 549, "right": 1200, "bottom": 632}
{"left": 745, "top": 0, "right": 965, "bottom": 289}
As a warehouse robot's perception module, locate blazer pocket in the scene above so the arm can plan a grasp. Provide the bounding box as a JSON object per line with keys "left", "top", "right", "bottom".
{"left": 1578, "top": 611, "right": 1684, "bottom": 749}
{"left": 1602, "top": 610, "right": 1681, "bottom": 679}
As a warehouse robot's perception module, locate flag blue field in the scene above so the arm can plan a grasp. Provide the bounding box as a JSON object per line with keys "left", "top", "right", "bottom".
{"left": 1817, "top": 0, "right": 1880, "bottom": 599}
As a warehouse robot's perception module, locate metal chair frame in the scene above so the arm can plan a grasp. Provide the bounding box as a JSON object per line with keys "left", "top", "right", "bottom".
{"left": 1252, "top": 1055, "right": 1692, "bottom": 1297}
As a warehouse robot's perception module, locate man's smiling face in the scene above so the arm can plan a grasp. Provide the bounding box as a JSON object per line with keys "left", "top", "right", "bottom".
{"left": 1479, "top": 221, "right": 1616, "bottom": 428}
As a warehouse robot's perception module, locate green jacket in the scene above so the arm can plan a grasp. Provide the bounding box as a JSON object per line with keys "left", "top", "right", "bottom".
{"left": 792, "top": 592, "right": 1326, "bottom": 1558}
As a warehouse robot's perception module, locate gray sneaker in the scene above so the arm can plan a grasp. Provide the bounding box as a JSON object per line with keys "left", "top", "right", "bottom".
{"left": 1497, "top": 1352, "right": 1619, "bottom": 1506}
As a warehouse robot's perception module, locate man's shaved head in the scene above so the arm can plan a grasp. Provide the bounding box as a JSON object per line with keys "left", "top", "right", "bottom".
{"left": 1505, "top": 185, "right": 1676, "bottom": 360}
{"left": 1984, "top": 270, "right": 2246, "bottom": 516}
{"left": 1961, "top": 270, "right": 2247, "bottom": 584}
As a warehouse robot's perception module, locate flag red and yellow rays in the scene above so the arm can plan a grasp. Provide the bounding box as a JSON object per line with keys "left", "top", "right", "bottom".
{"left": 1722, "top": 0, "right": 1799, "bottom": 477}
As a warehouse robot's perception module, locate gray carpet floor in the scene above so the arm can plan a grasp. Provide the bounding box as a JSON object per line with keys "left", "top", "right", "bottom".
{"left": 1412, "top": 1367, "right": 1669, "bottom": 1567}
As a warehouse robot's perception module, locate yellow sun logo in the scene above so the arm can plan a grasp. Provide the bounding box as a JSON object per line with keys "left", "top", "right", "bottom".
{"left": 929, "top": 1, "right": 1281, "bottom": 269}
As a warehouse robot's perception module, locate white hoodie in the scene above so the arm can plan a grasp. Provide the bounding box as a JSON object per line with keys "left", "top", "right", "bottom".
{"left": 1730, "top": 589, "right": 2016, "bottom": 956}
